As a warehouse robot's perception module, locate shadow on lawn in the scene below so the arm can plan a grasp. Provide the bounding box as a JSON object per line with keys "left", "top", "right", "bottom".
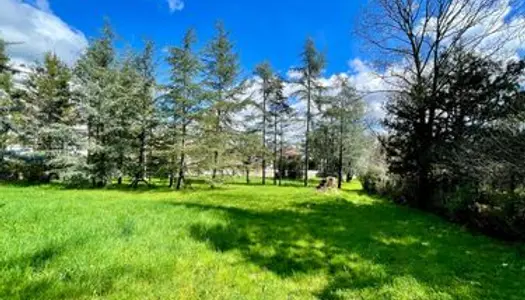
{"left": 0, "top": 180, "right": 231, "bottom": 194}
{"left": 1, "top": 237, "right": 155, "bottom": 299}
{"left": 167, "top": 192, "right": 521, "bottom": 299}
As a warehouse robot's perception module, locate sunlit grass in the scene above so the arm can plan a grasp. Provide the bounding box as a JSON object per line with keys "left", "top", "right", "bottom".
{"left": 1, "top": 181, "right": 524, "bottom": 299}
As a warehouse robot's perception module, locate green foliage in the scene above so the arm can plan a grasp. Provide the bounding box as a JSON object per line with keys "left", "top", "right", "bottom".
{"left": 253, "top": 61, "right": 275, "bottom": 184}
{"left": 0, "top": 39, "right": 15, "bottom": 170}
{"left": 162, "top": 29, "right": 203, "bottom": 188}
{"left": 384, "top": 48, "right": 525, "bottom": 208}
{"left": 127, "top": 40, "right": 158, "bottom": 185}
{"left": 202, "top": 22, "right": 247, "bottom": 178}
{"left": 24, "top": 52, "right": 80, "bottom": 176}
{"left": 292, "top": 37, "right": 326, "bottom": 186}
{"left": 74, "top": 21, "right": 118, "bottom": 186}
{"left": 312, "top": 77, "right": 366, "bottom": 182}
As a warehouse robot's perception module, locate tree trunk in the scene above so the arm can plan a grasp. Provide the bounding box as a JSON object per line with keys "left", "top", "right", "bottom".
{"left": 131, "top": 130, "right": 148, "bottom": 188}
{"left": 346, "top": 163, "right": 352, "bottom": 183}
{"left": 279, "top": 121, "right": 284, "bottom": 187}
{"left": 212, "top": 151, "right": 218, "bottom": 180}
{"left": 262, "top": 88, "right": 267, "bottom": 185}
{"left": 304, "top": 78, "right": 311, "bottom": 187}
{"left": 337, "top": 115, "right": 344, "bottom": 189}
{"left": 273, "top": 114, "right": 278, "bottom": 185}
{"left": 246, "top": 167, "right": 250, "bottom": 184}
{"left": 213, "top": 107, "right": 221, "bottom": 180}
{"left": 176, "top": 122, "right": 186, "bottom": 190}
{"left": 169, "top": 173, "right": 174, "bottom": 188}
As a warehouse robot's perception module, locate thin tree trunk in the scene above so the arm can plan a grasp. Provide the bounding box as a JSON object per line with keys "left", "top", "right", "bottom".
{"left": 246, "top": 167, "right": 250, "bottom": 184}
{"left": 279, "top": 120, "right": 284, "bottom": 187}
{"left": 132, "top": 130, "right": 148, "bottom": 188}
{"left": 212, "top": 106, "right": 221, "bottom": 180}
{"left": 169, "top": 172, "right": 174, "bottom": 188}
{"left": 176, "top": 121, "right": 186, "bottom": 190}
{"left": 212, "top": 151, "right": 218, "bottom": 179}
{"left": 337, "top": 114, "right": 344, "bottom": 189}
{"left": 273, "top": 114, "right": 278, "bottom": 185}
{"left": 304, "top": 77, "right": 311, "bottom": 187}
{"left": 262, "top": 88, "right": 267, "bottom": 185}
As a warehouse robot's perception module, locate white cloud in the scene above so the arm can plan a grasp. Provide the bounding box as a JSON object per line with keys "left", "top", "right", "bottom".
{"left": 237, "top": 68, "right": 386, "bottom": 143}
{"left": 0, "top": 0, "right": 88, "bottom": 66}
{"left": 35, "top": 0, "right": 51, "bottom": 12}
{"left": 167, "top": 0, "right": 184, "bottom": 12}
{"left": 353, "top": 0, "right": 525, "bottom": 124}
{"left": 421, "top": 0, "right": 525, "bottom": 62}
{"left": 347, "top": 59, "right": 390, "bottom": 121}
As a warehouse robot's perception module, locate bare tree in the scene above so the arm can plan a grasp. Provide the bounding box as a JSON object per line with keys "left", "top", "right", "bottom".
{"left": 359, "top": 0, "right": 525, "bottom": 205}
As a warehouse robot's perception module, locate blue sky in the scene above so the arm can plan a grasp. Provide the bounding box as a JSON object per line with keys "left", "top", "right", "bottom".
{"left": 1, "top": 0, "right": 523, "bottom": 123}
{"left": 48, "top": 0, "right": 363, "bottom": 76}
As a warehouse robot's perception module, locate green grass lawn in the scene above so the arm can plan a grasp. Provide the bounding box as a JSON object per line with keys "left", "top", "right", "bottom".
{"left": 1, "top": 182, "right": 524, "bottom": 299}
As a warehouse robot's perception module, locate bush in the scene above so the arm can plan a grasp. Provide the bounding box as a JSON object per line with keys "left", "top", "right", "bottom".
{"left": 62, "top": 171, "right": 91, "bottom": 188}
{"left": 359, "top": 169, "right": 381, "bottom": 194}
{"left": 2, "top": 151, "right": 51, "bottom": 182}
{"left": 361, "top": 172, "right": 412, "bottom": 205}
{"left": 439, "top": 186, "right": 525, "bottom": 240}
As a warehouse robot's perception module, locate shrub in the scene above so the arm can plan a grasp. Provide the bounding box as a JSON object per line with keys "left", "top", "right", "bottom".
{"left": 62, "top": 171, "right": 91, "bottom": 188}
{"left": 440, "top": 186, "right": 525, "bottom": 240}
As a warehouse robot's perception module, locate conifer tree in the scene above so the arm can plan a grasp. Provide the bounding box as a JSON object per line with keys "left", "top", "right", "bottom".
{"left": 164, "top": 29, "right": 202, "bottom": 189}
{"left": 129, "top": 41, "right": 157, "bottom": 187}
{"left": 253, "top": 62, "right": 274, "bottom": 185}
{"left": 293, "top": 38, "right": 325, "bottom": 186}
{"left": 109, "top": 53, "right": 140, "bottom": 185}
{"left": 202, "top": 22, "right": 246, "bottom": 179}
{"left": 24, "top": 52, "right": 81, "bottom": 176}
{"left": 268, "top": 76, "right": 288, "bottom": 185}
{"left": 326, "top": 77, "right": 364, "bottom": 188}
{"left": 74, "top": 22, "right": 117, "bottom": 187}
{"left": 0, "top": 39, "right": 14, "bottom": 170}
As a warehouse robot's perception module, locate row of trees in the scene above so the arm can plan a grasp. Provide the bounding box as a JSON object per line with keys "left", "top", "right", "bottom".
{"left": 0, "top": 21, "right": 366, "bottom": 189}
{"left": 360, "top": 0, "right": 525, "bottom": 239}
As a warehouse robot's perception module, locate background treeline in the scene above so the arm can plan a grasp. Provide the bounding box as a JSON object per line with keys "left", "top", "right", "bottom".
{"left": 0, "top": 21, "right": 368, "bottom": 189}
{"left": 359, "top": 0, "right": 525, "bottom": 240}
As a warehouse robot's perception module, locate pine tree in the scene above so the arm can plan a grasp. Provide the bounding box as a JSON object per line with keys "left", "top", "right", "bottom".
{"left": 164, "top": 29, "right": 202, "bottom": 189}
{"left": 292, "top": 38, "right": 325, "bottom": 186}
{"left": 109, "top": 53, "right": 140, "bottom": 185}
{"left": 74, "top": 22, "right": 117, "bottom": 187}
{"left": 253, "top": 62, "right": 274, "bottom": 185}
{"left": 268, "top": 76, "right": 291, "bottom": 186}
{"left": 326, "top": 77, "right": 364, "bottom": 188}
{"left": 236, "top": 130, "right": 260, "bottom": 184}
{"left": 24, "top": 52, "right": 81, "bottom": 177}
{"left": 0, "top": 39, "right": 14, "bottom": 170}
{"left": 202, "top": 21, "right": 246, "bottom": 180}
{"left": 129, "top": 41, "right": 157, "bottom": 187}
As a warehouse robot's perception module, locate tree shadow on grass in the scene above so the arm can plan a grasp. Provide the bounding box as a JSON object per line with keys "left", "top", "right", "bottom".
{"left": 167, "top": 193, "right": 524, "bottom": 299}
{"left": 0, "top": 237, "right": 156, "bottom": 299}
{"left": 0, "top": 180, "right": 230, "bottom": 195}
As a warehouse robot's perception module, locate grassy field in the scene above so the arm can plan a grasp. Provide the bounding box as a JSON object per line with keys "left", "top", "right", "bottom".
{"left": 1, "top": 181, "right": 524, "bottom": 300}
